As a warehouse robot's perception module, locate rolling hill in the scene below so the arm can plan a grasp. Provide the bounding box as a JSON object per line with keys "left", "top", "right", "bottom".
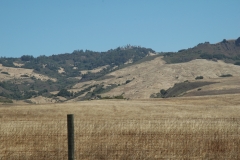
{"left": 0, "top": 37, "right": 240, "bottom": 104}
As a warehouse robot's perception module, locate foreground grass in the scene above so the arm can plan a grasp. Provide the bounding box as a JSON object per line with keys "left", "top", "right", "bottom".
{"left": 1, "top": 118, "right": 240, "bottom": 159}
{"left": 1, "top": 96, "right": 240, "bottom": 159}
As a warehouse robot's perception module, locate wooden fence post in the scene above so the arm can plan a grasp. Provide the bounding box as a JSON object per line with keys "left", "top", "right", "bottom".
{"left": 67, "top": 114, "right": 74, "bottom": 160}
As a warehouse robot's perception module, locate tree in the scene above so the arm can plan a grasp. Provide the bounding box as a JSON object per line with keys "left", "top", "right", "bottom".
{"left": 222, "top": 39, "right": 227, "bottom": 43}
{"left": 235, "top": 37, "right": 240, "bottom": 46}
{"left": 21, "top": 55, "right": 34, "bottom": 61}
{"left": 57, "top": 89, "right": 72, "bottom": 97}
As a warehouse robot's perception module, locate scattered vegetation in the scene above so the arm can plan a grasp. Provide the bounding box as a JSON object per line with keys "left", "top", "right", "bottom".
{"left": 0, "top": 45, "right": 156, "bottom": 101}
{"left": 151, "top": 81, "right": 216, "bottom": 98}
{"left": 1, "top": 37, "right": 240, "bottom": 101}
{"left": 101, "top": 95, "right": 125, "bottom": 99}
{"left": 0, "top": 80, "right": 55, "bottom": 100}
{"left": 1, "top": 45, "right": 155, "bottom": 80}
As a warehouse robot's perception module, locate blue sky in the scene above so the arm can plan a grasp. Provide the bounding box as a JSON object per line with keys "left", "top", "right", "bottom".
{"left": 0, "top": 0, "right": 239, "bottom": 57}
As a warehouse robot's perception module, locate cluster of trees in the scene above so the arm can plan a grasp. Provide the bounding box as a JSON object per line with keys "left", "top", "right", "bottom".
{"left": 0, "top": 57, "right": 16, "bottom": 67}
{"left": 200, "top": 53, "right": 240, "bottom": 63}
{"left": 21, "top": 55, "right": 34, "bottom": 61}
{"left": 200, "top": 53, "right": 228, "bottom": 60}
{"left": 57, "top": 89, "right": 73, "bottom": 97}
{"left": 0, "top": 80, "right": 52, "bottom": 100}
{"left": 0, "top": 46, "right": 155, "bottom": 80}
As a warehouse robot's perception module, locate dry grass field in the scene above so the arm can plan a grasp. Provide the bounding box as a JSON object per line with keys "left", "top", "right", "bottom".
{"left": 1, "top": 94, "right": 240, "bottom": 159}
{"left": 72, "top": 57, "right": 240, "bottom": 99}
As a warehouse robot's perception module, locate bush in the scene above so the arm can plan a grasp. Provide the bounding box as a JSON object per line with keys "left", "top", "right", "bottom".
{"left": 57, "top": 89, "right": 72, "bottom": 97}
{"left": 234, "top": 62, "right": 240, "bottom": 66}
{"left": 126, "top": 80, "right": 131, "bottom": 84}
{"left": 0, "top": 97, "right": 13, "bottom": 103}
{"left": 1, "top": 71, "right": 9, "bottom": 75}
{"left": 219, "top": 74, "right": 232, "bottom": 77}
{"left": 24, "top": 99, "right": 34, "bottom": 104}
{"left": 114, "top": 95, "right": 124, "bottom": 99}
{"left": 100, "top": 95, "right": 124, "bottom": 99}
{"left": 20, "top": 75, "right": 29, "bottom": 77}
{"left": 195, "top": 76, "right": 203, "bottom": 80}
{"left": 160, "top": 89, "right": 167, "bottom": 96}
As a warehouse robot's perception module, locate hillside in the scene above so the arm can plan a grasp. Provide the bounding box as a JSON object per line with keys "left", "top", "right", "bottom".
{"left": 1, "top": 37, "right": 240, "bottom": 103}
{"left": 0, "top": 46, "right": 156, "bottom": 102}
{"left": 71, "top": 57, "right": 240, "bottom": 100}
{"left": 163, "top": 37, "right": 240, "bottom": 64}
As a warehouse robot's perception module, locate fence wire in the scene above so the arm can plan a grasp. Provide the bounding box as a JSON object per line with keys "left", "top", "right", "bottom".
{"left": 1, "top": 118, "right": 240, "bottom": 159}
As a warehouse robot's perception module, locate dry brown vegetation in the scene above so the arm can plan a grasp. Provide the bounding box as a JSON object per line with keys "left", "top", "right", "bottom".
{"left": 1, "top": 94, "right": 240, "bottom": 159}
{"left": 72, "top": 57, "right": 240, "bottom": 100}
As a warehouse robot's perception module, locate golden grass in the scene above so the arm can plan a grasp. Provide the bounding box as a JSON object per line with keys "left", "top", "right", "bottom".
{"left": 72, "top": 57, "right": 240, "bottom": 99}
{"left": 1, "top": 119, "right": 240, "bottom": 159}
{"left": 1, "top": 95, "right": 240, "bottom": 159}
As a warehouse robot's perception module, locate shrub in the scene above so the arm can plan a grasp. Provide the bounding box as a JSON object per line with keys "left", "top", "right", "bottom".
{"left": 160, "top": 89, "right": 167, "bottom": 96}
{"left": 178, "top": 49, "right": 186, "bottom": 52}
{"left": 57, "top": 89, "right": 72, "bottom": 97}
{"left": 0, "top": 97, "right": 13, "bottom": 103}
{"left": 100, "top": 95, "right": 124, "bottom": 99}
{"left": 24, "top": 99, "right": 34, "bottom": 104}
{"left": 20, "top": 75, "right": 29, "bottom": 77}
{"left": 126, "top": 80, "right": 131, "bottom": 84}
{"left": 219, "top": 74, "right": 232, "bottom": 77}
{"left": 195, "top": 76, "right": 203, "bottom": 80}
{"left": 114, "top": 95, "right": 124, "bottom": 99}
{"left": 1, "top": 71, "right": 9, "bottom": 75}
{"left": 234, "top": 62, "right": 240, "bottom": 66}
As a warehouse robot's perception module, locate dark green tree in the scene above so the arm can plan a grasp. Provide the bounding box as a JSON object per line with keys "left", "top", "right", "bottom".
{"left": 57, "top": 89, "right": 72, "bottom": 97}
